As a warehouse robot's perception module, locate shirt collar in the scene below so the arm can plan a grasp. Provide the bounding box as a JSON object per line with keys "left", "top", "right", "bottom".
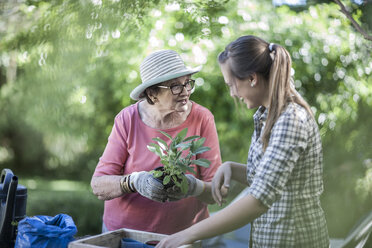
{"left": 253, "top": 106, "right": 268, "bottom": 123}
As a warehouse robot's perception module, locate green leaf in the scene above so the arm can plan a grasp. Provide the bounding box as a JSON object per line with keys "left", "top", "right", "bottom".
{"left": 170, "top": 137, "right": 180, "bottom": 150}
{"left": 147, "top": 143, "right": 164, "bottom": 158}
{"left": 160, "top": 159, "right": 169, "bottom": 166}
{"left": 152, "top": 137, "right": 168, "bottom": 151}
{"left": 185, "top": 166, "right": 196, "bottom": 174}
{"left": 176, "top": 128, "right": 188, "bottom": 141}
{"left": 147, "top": 143, "right": 158, "bottom": 153}
{"left": 183, "top": 135, "right": 200, "bottom": 142}
{"left": 173, "top": 179, "right": 181, "bottom": 187}
{"left": 171, "top": 175, "right": 178, "bottom": 183}
{"left": 152, "top": 170, "right": 163, "bottom": 178}
{"left": 163, "top": 175, "right": 171, "bottom": 185}
{"left": 176, "top": 159, "right": 186, "bottom": 166}
{"left": 159, "top": 130, "right": 173, "bottom": 141}
{"left": 175, "top": 142, "right": 192, "bottom": 150}
{"left": 180, "top": 177, "right": 188, "bottom": 194}
{"left": 194, "top": 137, "right": 206, "bottom": 148}
{"left": 191, "top": 158, "right": 211, "bottom": 168}
{"left": 175, "top": 151, "right": 182, "bottom": 160}
{"left": 198, "top": 158, "right": 211, "bottom": 164}
{"left": 174, "top": 169, "right": 183, "bottom": 175}
{"left": 176, "top": 162, "right": 190, "bottom": 173}
{"left": 190, "top": 141, "right": 196, "bottom": 151}
{"left": 194, "top": 146, "right": 211, "bottom": 155}
{"left": 185, "top": 153, "right": 193, "bottom": 160}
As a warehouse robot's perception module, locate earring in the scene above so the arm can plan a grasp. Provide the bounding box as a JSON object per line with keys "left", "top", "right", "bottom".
{"left": 251, "top": 80, "right": 256, "bottom": 87}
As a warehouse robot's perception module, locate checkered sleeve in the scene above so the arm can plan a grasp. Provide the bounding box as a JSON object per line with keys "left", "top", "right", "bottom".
{"left": 248, "top": 109, "right": 309, "bottom": 208}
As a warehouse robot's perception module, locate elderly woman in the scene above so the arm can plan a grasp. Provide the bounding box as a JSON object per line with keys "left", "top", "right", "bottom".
{"left": 90, "top": 50, "right": 221, "bottom": 235}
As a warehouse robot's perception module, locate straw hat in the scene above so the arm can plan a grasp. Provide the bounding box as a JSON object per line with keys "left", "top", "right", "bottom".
{"left": 130, "top": 50, "right": 202, "bottom": 100}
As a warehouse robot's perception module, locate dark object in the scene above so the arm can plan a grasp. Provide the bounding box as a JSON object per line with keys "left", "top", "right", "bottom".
{"left": 15, "top": 214, "right": 77, "bottom": 248}
{"left": 0, "top": 168, "right": 27, "bottom": 248}
{"left": 145, "top": 240, "right": 159, "bottom": 246}
{"left": 153, "top": 166, "right": 176, "bottom": 189}
{"left": 121, "top": 238, "right": 157, "bottom": 248}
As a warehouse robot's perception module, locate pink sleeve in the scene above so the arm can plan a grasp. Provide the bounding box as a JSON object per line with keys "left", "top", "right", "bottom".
{"left": 197, "top": 114, "right": 222, "bottom": 182}
{"left": 93, "top": 114, "right": 128, "bottom": 176}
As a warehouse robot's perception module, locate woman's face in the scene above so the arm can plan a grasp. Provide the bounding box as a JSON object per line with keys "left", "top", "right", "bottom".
{"left": 155, "top": 75, "right": 192, "bottom": 113}
{"left": 220, "top": 62, "right": 266, "bottom": 109}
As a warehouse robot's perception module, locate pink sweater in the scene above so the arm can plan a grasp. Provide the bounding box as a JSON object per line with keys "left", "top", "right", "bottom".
{"left": 93, "top": 101, "right": 221, "bottom": 234}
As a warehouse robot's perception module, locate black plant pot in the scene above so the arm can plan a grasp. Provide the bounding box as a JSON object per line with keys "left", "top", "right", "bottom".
{"left": 153, "top": 166, "right": 176, "bottom": 189}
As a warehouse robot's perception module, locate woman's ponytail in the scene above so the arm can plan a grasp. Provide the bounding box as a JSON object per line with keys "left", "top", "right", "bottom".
{"left": 262, "top": 44, "right": 313, "bottom": 151}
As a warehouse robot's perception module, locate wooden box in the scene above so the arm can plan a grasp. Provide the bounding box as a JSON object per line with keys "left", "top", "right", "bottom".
{"left": 68, "top": 228, "right": 202, "bottom": 248}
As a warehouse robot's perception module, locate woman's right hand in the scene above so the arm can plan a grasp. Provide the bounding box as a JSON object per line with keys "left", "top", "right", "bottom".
{"left": 211, "top": 162, "right": 232, "bottom": 206}
{"left": 130, "top": 171, "right": 168, "bottom": 203}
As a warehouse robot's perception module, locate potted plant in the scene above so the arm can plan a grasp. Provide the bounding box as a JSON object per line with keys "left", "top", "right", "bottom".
{"left": 147, "top": 128, "right": 211, "bottom": 194}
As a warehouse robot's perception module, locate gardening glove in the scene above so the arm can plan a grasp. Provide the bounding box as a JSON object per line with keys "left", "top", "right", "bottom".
{"left": 166, "top": 174, "right": 205, "bottom": 201}
{"left": 130, "top": 171, "right": 168, "bottom": 203}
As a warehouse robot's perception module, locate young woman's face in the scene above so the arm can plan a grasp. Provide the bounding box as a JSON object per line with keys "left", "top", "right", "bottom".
{"left": 220, "top": 63, "right": 266, "bottom": 109}
{"left": 155, "top": 75, "right": 192, "bottom": 113}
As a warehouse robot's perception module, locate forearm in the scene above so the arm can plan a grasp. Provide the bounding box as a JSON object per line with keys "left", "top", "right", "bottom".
{"left": 186, "top": 195, "right": 267, "bottom": 242}
{"left": 91, "top": 175, "right": 126, "bottom": 200}
{"left": 229, "top": 161, "right": 249, "bottom": 185}
{"left": 195, "top": 182, "right": 214, "bottom": 204}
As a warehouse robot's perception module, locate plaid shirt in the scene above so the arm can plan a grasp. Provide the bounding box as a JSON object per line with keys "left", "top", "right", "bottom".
{"left": 247, "top": 103, "right": 329, "bottom": 248}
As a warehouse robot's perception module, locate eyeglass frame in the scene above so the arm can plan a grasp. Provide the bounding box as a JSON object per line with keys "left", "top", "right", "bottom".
{"left": 157, "top": 79, "right": 195, "bottom": 95}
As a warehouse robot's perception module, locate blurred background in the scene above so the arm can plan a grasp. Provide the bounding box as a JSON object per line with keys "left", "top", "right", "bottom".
{"left": 1, "top": 0, "right": 371, "bottom": 238}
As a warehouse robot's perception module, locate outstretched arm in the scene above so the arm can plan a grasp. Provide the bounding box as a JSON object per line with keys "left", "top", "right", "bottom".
{"left": 156, "top": 194, "right": 268, "bottom": 248}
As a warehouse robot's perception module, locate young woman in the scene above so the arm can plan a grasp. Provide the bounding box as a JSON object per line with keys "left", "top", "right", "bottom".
{"left": 156, "top": 35, "right": 329, "bottom": 247}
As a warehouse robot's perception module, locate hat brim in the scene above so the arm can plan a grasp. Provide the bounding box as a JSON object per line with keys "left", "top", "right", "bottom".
{"left": 130, "top": 66, "right": 202, "bottom": 101}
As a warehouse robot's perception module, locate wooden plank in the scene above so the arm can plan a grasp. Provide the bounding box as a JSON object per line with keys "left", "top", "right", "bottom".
{"left": 68, "top": 228, "right": 201, "bottom": 248}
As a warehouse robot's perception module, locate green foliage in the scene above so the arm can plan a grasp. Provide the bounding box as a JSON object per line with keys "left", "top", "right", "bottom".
{"left": 148, "top": 128, "right": 211, "bottom": 194}
{"left": 356, "top": 164, "right": 372, "bottom": 200}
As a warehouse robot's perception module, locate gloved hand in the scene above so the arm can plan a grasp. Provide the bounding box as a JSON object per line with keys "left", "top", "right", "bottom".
{"left": 130, "top": 171, "right": 167, "bottom": 203}
{"left": 166, "top": 174, "right": 205, "bottom": 201}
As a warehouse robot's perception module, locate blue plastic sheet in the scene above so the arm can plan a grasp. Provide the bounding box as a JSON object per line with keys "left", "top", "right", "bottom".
{"left": 121, "top": 238, "right": 156, "bottom": 247}
{"left": 15, "top": 214, "right": 77, "bottom": 248}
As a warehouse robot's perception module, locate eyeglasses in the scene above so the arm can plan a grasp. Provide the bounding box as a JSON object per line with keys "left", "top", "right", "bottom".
{"left": 157, "top": 79, "right": 195, "bottom": 95}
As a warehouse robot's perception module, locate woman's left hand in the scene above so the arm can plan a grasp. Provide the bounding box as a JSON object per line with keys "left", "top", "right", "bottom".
{"left": 211, "top": 162, "right": 232, "bottom": 206}
{"left": 166, "top": 174, "right": 204, "bottom": 201}
{"left": 155, "top": 231, "right": 192, "bottom": 248}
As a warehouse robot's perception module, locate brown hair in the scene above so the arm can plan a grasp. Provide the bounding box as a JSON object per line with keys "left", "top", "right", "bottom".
{"left": 139, "top": 84, "right": 161, "bottom": 105}
{"left": 218, "top": 35, "right": 313, "bottom": 151}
